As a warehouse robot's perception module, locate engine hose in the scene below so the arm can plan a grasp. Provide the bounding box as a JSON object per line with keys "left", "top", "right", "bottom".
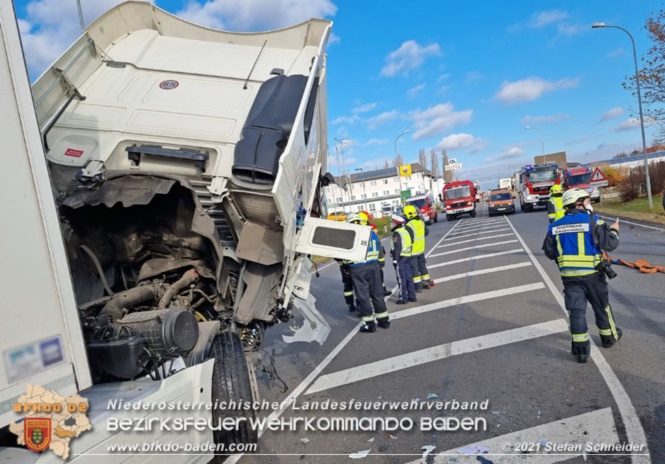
{"left": 80, "top": 245, "right": 114, "bottom": 296}
{"left": 158, "top": 269, "right": 199, "bottom": 309}
{"left": 99, "top": 285, "right": 160, "bottom": 322}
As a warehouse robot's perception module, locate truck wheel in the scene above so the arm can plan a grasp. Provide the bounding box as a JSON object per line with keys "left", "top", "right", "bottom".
{"left": 211, "top": 332, "right": 258, "bottom": 453}
{"left": 446, "top": 214, "right": 452, "bottom": 221}
{"left": 525, "top": 204, "right": 533, "bottom": 212}
{"left": 434, "top": 213, "right": 438, "bottom": 223}
{"left": 470, "top": 210, "right": 476, "bottom": 218}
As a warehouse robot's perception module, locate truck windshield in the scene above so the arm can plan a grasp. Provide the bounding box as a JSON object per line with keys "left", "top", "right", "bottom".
{"left": 568, "top": 173, "right": 591, "bottom": 185}
{"left": 490, "top": 193, "right": 512, "bottom": 201}
{"left": 407, "top": 199, "right": 427, "bottom": 208}
{"left": 527, "top": 170, "right": 558, "bottom": 182}
{"left": 445, "top": 187, "right": 470, "bottom": 199}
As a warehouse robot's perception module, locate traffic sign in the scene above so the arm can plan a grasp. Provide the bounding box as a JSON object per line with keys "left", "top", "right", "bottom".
{"left": 590, "top": 167, "right": 608, "bottom": 187}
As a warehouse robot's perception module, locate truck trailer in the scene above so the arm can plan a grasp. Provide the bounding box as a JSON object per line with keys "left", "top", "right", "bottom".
{"left": 1, "top": 2, "right": 369, "bottom": 461}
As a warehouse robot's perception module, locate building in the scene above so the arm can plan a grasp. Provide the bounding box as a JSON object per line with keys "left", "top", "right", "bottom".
{"left": 324, "top": 163, "right": 438, "bottom": 216}
{"left": 584, "top": 150, "right": 665, "bottom": 171}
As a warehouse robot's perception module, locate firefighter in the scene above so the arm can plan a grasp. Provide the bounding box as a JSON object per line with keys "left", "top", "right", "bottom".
{"left": 542, "top": 188, "right": 622, "bottom": 364}
{"left": 390, "top": 214, "right": 417, "bottom": 304}
{"left": 403, "top": 204, "right": 433, "bottom": 290}
{"left": 547, "top": 184, "right": 565, "bottom": 223}
{"left": 346, "top": 214, "right": 390, "bottom": 332}
{"left": 360, "top": 210, "right": 391, "bottom": 296}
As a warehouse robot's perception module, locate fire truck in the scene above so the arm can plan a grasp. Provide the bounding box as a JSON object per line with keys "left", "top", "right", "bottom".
{"left": 442, "top": 180, "right": 477, "bottom": 220}
{"left": 516, "top": 163, "right": 561, "bottom": 212}
{"left": 563, "top": 165, "right": 601, "bottom": 203}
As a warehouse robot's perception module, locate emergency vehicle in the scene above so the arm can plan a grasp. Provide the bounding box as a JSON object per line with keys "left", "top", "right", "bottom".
{"left": 405, "top": 194, "right": 438, "bottom": 224}
{"left": 442, "top": 180, "right": 477, "bottom": 220}
{"left": 563, "top": 165, "right": 601, "bottom": 203}
{"left": 517, "top": 163, "right": 561, "bottom": 212}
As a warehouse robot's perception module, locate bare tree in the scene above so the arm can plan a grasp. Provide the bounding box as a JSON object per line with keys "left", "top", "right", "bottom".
{"left": 393, "top": 153, "right": 404, "bottom": 167}
{"left": 418, "top": 149, "right": 428, "bottom": 168}
{"left": 384, "top": 160, "right": 390, "bottom": 169}
{"left": 430, "top": 149, "right": 440, "bottom": 178}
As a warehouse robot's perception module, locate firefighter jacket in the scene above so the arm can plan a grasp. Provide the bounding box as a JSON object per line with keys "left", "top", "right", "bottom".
{"left": 350, "top": 230, "right": 383, "bottom": 266}
{"left": 542, "top": 209, "right": 620, "bottom": 278}
{"left": 406, "top": 218, "right": 429, "bottom": 255}
{"left": 391, "top": 225, "right": 413, "bottom": 261}
{"left": 547, "top": 194, "right": 565, "bottom": 223}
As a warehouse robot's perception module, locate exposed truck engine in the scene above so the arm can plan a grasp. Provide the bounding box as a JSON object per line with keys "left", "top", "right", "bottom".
{"left": 3, "top": 1, "right": 371, "bottom": 456}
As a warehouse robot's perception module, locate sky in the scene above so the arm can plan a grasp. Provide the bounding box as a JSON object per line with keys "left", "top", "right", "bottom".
{"left": 11, "top": 0, "right": 662, "bottom": 192}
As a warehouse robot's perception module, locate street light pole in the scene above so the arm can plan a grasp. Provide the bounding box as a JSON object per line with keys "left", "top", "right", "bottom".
{"left": 355, "top": 168, "right": 367, "bottom": 211}
{"left": 592, "top": 22, "right": 652, "bottom": 209}
{"left": 394, "top": 129, "right": 410, "bottom": 203}
{"left": 524, "top": 125, "right": 545, "bottom": 160}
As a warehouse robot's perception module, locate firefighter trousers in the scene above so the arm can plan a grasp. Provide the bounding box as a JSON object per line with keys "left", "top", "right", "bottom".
{"left": 398, "top": 259, "right": 416, "bottom": 301}
{"left": 563, "top": 272, "right": 620, "bottom": 356}
{"left": 339, "top": 265, "right": 355, "bottom": 307}
{"left": 412, "top": 253, "right": 430, "bottom": 285}
{"left": 351, "top": 262, "right": 389, "bottom": 324}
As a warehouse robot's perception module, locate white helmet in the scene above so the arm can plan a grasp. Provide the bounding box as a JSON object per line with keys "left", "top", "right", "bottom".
{"left": 346, "top": 214, "right": 363, "bottom": 224}
{"left": 562, "top": 188, "right": 590, "bottom": 207}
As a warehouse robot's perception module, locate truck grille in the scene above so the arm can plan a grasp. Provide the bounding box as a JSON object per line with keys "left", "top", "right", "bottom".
{"left": 450, "top": 201, "right": 469, "bottom": 208}
{"left": 190, "top": 179, "right": 235, "bottom": 246}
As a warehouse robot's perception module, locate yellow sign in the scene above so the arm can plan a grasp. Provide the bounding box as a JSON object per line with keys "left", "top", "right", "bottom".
{"left": 399, "top": 164, "right": 412, "bottom": 177}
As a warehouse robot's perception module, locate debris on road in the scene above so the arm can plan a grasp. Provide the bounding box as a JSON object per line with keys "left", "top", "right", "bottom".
{"left": 457, "top": 444, "right": 490, "bottom": 455}
{"left": 349, "top": 449, "right": 371, "bottom": 459}
{"left": 427, "top": 393, "right": 439, "bottom": 399}
{"left": 421, "top": 445, "right": 436, "bottom": 458}
{"left": 300, "top": 438, "right": 309, "bottom": 444}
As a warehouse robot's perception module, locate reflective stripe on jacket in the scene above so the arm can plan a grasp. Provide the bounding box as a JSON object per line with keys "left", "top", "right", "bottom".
{"left": 350, "top": 231, "right": 381, "bottom": 266}
{"left": 548, "top": 195, "right": 565, "bottom": 221}
{"left": 406, "top": 218, "right": 425, "bottom": 255}
{"left": 548, "top": 212, "right": 603, "bottom": 277}
{"left": 391, "top": 227, "right": 412, "bottom": 257}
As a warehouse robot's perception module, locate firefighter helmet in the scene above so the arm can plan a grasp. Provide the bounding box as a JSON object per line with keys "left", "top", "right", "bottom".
{"left": 358, "top": 211, "right": 370, "bottom": 225}
{"left": 346, "top": 214, "right": 363, "bottom": 224}
{"left": 550, "top": 184, "right": 563, "bottom": 194}
{"left": 561, "top": 188, "right": 590, "bottom": 207}
{"left": 403, "top": 204, "right": 418, "bottom": 219}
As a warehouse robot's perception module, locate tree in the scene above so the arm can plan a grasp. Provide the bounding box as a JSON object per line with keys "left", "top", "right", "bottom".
{"left": 393, "top": 153, "right": 403, "bottom": 167}
{"left": 384, "top": 160, "right": 390, "bottom": 169}
{"left": 429, "top": 149, "right": 440, "bottom": 178}
{"left": 418, "top": 149, "right": 428, "bottom": 168}
{"left": 613, "top": 152, "right": 629, "bottom": 159}
{"left": 442, "top": 149, "right": 454, "bottom": 182}
{"left": 624, "top": 8, "right": 665, "bottom": 123}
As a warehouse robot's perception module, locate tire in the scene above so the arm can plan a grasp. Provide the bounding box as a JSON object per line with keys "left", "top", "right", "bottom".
{"left": 434, "top": 213, "right": 438, "bottom": 223}
{"left": 488, "top": 212, "right": 493, "bottom": 217}
{"left": 470, "top": 209, "right": 476, "bottom": 218}
{"left": 211, "top": 332, "right": 258, "bottom": 452}
{"left": 524, "top": 203, "right": 533, "bottom": 212}
{"left": 446, "top": 214, "right": 452, "bottom": 221}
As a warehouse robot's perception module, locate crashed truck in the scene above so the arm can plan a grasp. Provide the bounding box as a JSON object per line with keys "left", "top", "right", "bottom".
{"left": 1, "top": 1, "right": 371, "bottom": 460}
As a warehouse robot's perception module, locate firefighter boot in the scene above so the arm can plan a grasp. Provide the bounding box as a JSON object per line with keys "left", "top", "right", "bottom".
{"left": 348, "top": 303, "right": 357, "bottom": 313}
{"left": 601, "top": 328, "right": 623, "bottom": 348}
{"left": 422, "top": 281, "right": 430, "bottom": 289}
{"left": 377, "top": 318, "right": 391, "bottom": 329}
{"left": 359, "top": 321, "right": 377, "bottom": 333}
{"left": 383, "top": 285, "right": 391, "bottom": 296}
{"left": 577, "top": 355, "right": 588, "bottom": 364}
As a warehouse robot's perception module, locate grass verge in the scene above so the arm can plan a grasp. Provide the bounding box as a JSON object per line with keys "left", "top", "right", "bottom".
{"left": 595, "top": 195, "right": 665, "bottom": 226}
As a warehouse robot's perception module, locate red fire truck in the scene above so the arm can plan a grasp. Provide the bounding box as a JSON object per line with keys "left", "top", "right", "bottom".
{"left": 517, "top": 163, "right": 561, "bottom": 212}
{"left": 563, "top": 165, "right": 601, "bottom": 203}
{"left": 442, "top": 180, "right": 477, "bottom": 221}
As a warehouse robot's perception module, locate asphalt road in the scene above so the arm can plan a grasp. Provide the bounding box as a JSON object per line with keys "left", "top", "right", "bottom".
{"left": 232, "top": 201, "right": 665, "bottom": 464}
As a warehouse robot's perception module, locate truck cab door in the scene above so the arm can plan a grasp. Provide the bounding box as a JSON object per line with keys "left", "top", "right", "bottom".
{"left": 295, "top": 217, "right": 371, "bottom": 262}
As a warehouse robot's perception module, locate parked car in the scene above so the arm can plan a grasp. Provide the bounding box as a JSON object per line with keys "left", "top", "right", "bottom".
{"left": 327, "top": 211, "right": 348, "bottom": 221}
{"left": 488, "top": 189, "right": 515, "bottom": 216}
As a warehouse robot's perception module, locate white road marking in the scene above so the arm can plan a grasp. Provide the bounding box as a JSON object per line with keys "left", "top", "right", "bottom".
{"left": 457, "top": 221, "right": 506, "bottom": 231}
{"left": 390, "top": 283, "right": 545, "bottom": 320}
{"left": 437, "top": 233, "right": 515, "bottom": 247}
{"left": 404, "top": 408, "right": 623, "bottom": 464}
{"left": 505, "top": 217, "right": 651, "bottom": 463}
{"left": 446, "top": 227, "right": 511, "bottom": 238}
{"left": 306, "top": 318, "right": 567, "bottom": 395}
{"left": 428, "top": 249, "right": 523, "bottom": 269}
{"left": 432, "top": 262, "right": 532, "bottom": 284}
{"left": 429, "top": 240, "right": 518, "bottom": 258}
{"left": 597, "top": 214, "right": 665, "bottom": 232}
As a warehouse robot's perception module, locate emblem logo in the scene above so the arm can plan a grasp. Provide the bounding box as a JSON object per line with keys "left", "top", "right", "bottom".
{"left": 25, "top": 418, "right": 51, "bottom": 452}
